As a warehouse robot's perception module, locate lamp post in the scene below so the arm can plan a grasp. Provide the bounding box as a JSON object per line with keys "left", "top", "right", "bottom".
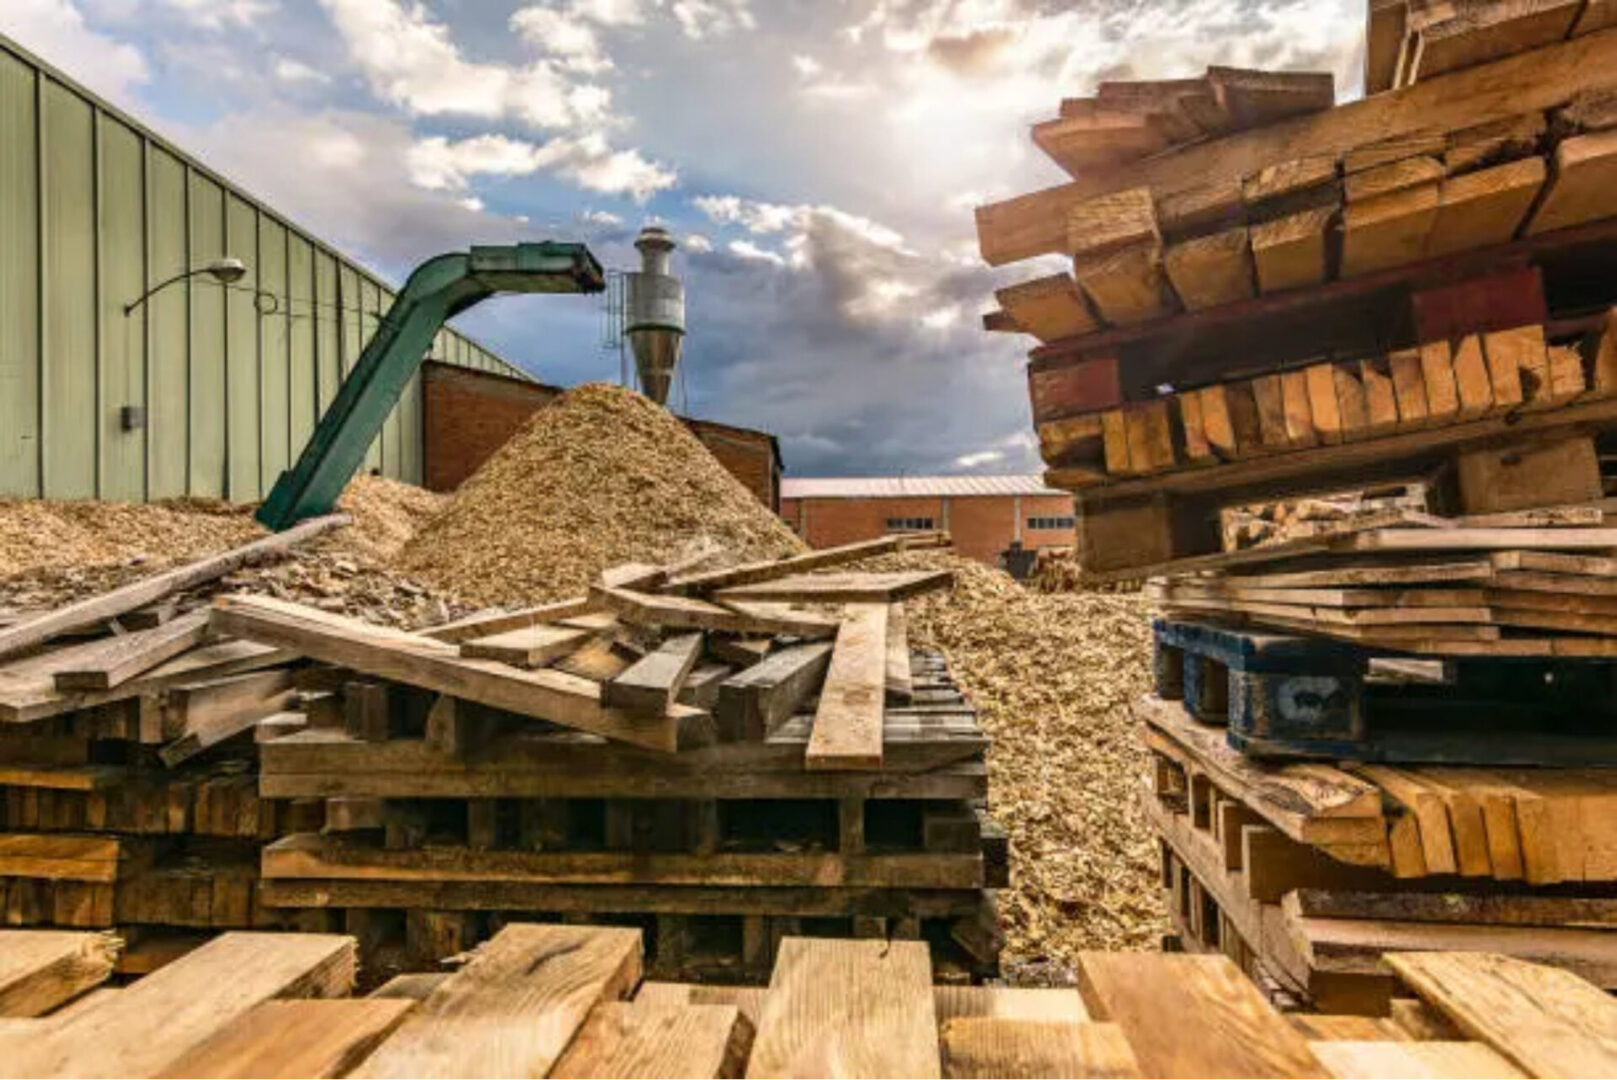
{"left": 122, "top": 256, "right": 248, "bottom": 316}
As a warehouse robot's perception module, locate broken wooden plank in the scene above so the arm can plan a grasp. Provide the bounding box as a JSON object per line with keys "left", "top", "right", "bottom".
{"left": 51, "top": 612, "right": 212, "bottom": 692}
{"left": 210, "top": 594, "right": 700, "bottom": 754}
{"left": 457, "top": 625, "right": 595, "bottom": 668}
{"left": 159, "top": 669, "right": 298, "bottom": 766}
{"left": 162, "top": 998, "right": 416, "bottom": 1079}
{"left": 0, "top": 930, "right": 117, "bottom": 1018}
{"left": 715, "top": 643, "right": 833, "bottom": 742}
{"left": 602, "top": 633, "right": 704, "bottom": 716}
{"left": 0, "top": 514, "right": 347, "bottom": 663}
{"left": 350, "top": 924, "right": 641, "bottom": 1079}
{"left": 806, "top": 605, "right": 890, "bottom": 771}
{"left": 746, "top": 937, "right": 940, "bottom": 1079}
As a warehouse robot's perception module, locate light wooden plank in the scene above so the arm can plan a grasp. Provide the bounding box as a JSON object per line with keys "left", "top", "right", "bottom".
{"left": 421, "top": 598, "right": 594, "bottom": 645}
{"left": 210, "top": 594, "right": 700, "bottom": 753}
{"left": 592, "top": 586, "right": 838, "bottom": 639}
{"left": 1073, "top": 241, "right": 1175, "bottom": 325}
{"left": 714, "top": 571, "right": 953, "bottom": 604}
{"left": 669, "top": 536, "right": 923, "bottom": 595}
{"left": 1251, "top": 206, "right": 1334, "bottom": 292}
{"left": 933, "top": 986, "right": 1088, "bottom": 1024}
{"left": 714, "top": 642, "right": 833, "bottom": 741}
{"left": 351, "top": 923, "right": 642, "bottom": 1079}
{"left": 1425, "top": 157, "right": 1546, "bottom": 257}
{"left": 746, "top": 937, "right": 939, "bottom": 1079}
{"left": 941, "top": 1018, "right": 1142, "bottom": 1079}
{"left": 1310, "top": 1039, "right": 1524, "bottom": 1078}
{"left": 1163, "top": 227, "right": 1255, "bottom": 311}
{"left": 0, "top": 930, "right": 117, "bottom": 1018}
{"left": 994, "top": 274, "right": 1099, "bottom": 343}
{"left": 3, "top": 931, "right": 355, "bottom": 1078}
{"left": 550, "top": 1001, "right": 752, "bottom": 1079}
{"left": 602, "top": 633, "right": 704, "bottom": 715}
{"left": 806, "top": 604, "right": 889, "bottom": 771}
{"left": 458, "top": 625, "right": 595, "bottom": 668}
{"left": 1527, "top": 128, "right": 1617, "bottom": 235}
{"left": 1076, "top": 952, "right": 1325, "bottom": 1078}
{"left": 885, "top": 602, "right": 912, "bottom": 702}
{"left": 50, "top": 611, "right": 212, "bottom": 691}
{"left": 1385, "top": 952, "right": 1617, "bottom": 1078}
{"left": 162, "top": 999, "right": 416, "bottom": 1079}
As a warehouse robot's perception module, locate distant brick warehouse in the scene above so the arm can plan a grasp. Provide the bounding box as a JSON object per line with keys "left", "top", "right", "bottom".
{"left": 779, "top": 476, "right": 1078, "bottom": 572}
{"left": 420, "top": 361, "right": 783, "bottom": 510}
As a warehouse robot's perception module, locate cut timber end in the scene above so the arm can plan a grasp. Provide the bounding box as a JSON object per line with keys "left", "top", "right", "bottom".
{"left": 1527, "top": 127, "right": 1617, "bottom": 235}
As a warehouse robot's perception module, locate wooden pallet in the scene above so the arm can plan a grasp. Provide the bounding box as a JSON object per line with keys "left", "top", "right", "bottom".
{"left": 4, "top": 924, "right": 1614, "bottom": 1077}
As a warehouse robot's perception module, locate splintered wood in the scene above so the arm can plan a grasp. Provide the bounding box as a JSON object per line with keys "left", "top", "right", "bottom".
{"left": 7, "top": 925, "right": 1614, "bottom": 1079}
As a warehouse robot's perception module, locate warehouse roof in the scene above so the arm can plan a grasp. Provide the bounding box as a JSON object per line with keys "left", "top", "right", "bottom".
{"left": 780, "top": 475, "right": 1068, "bottom": 499}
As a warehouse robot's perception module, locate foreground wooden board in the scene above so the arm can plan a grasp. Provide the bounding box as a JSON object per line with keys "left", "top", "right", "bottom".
{"left": 1077, "top": 952, "right": 1327, "bottom": 1078}
{"left": 940, "top": 1018, "right": 1142, "bottom": 1078}
{"left": 50, "top": 611, "right": 212, "bottom": 691}
{"left": 549, "top": 1001, "right": 752, "bottom": 1079}
{"left": 1309, "top": 1039, "right": 1524, "bottom": 1078}
{"left": 351, "top": 923, "right": 641, "bottom": 1079}
{"left": 746, "top": 937, "right": 940, "bottom": 1079}
{"left": 162, "top": 998, "right": 416, "bottom": 1079}
{"left": 0, "top": 930, "right": 118, "bottom": 1018}
{"left": 714, "top": 570, "right": 953, "bottom": 604}
{"left": 1386, "top": 952, "right": 1617, "bottom": 1078}
{"left": 211, "top": 594, "right": 700, "bottom": 753}
{"left": 1, "top": 931, "right": 355, "bottom": 1078}
{"left": 806, "top": 604, "right": 890, "bottom": 771}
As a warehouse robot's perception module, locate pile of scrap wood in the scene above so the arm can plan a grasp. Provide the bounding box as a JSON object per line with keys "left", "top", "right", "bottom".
{"left": 6, "top": 925, "right": 1615, "bottom": 1079}
{"left": 1219, "top": 483, "right": 1433, "bottom": 551}
{"left": 213, "top": 531, "right": 1011, "bottom": 981}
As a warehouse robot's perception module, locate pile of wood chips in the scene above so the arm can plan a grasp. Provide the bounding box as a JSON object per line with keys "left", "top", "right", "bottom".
{"left": 0, "top": 497, "right": 261, "bottom": 580}
{"left": 864, "top": 550, "right": 1168, "bottom": 978}
{"left": 395, "top": 384, "right": 806, "bottom": 607}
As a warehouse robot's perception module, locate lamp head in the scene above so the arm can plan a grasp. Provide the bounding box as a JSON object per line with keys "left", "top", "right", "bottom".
{"left": 205, "top": 257, "right": 248, "bottom": 284}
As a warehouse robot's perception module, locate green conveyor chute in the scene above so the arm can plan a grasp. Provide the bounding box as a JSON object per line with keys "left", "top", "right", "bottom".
{"left": 256, "top": 242, "right": 605, "bottom": 532}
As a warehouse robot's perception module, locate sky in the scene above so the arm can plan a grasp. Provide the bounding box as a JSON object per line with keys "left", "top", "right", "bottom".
{"left": 3, "top": 0, "right": 1365, "bottom": 478}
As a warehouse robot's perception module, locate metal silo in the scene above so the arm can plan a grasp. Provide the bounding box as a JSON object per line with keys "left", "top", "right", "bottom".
{"left": 623, "top": 225, "right": 684, "bottom": 405}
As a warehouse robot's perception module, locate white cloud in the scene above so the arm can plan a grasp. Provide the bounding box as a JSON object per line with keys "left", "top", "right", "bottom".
{"left": 669, "top": 0, "right": 753, "bottom": 39}
{"left": 569, "top": 0, "right": 647, "bottom": 25}
{"left": 273, "top": 56, "right": 330, "bottom": 83}
{"left": 955, "top": 449, "right": 1003, "bottom": 468}
{"left": 163, "top": 0, "right": 273, "bottom": 30}
{"left": 683, "top": 232, "right": 713, "bottom": 252}
{"left": 510, "top": 5, "right": 612, "bottom": 74}
{"left": 921, "top": 304, "right": 961, "bottom": 329}
{"left": 791, "top": 54, "right": 821, "bottom": 77}
{"left": 581, "top": 208, "right": 623, "bottom": 225}
{"left": 458, "top": 195, "right": 486, "bottom": 212}
{"left": 0, "top": 0, "right": 148, "bottom": 104}
{"left": 408, "top": 132, "right": 675, "bottom": 202}
{"left": 317, "top": 0, "right": 614, "bottom": 130}
{"left": 693, "top": 195, "right": 909, "bottom": 253}
{"left": 728, "top": 239, "right": 786, "bottom": 267}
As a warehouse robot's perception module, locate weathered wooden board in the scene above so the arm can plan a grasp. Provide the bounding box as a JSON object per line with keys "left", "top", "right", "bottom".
{"left": 806, "top": 605, "right": 890, "bottom": 771}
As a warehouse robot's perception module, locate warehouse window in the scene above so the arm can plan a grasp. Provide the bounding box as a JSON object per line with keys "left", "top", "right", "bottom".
{"left": 886, "top": 517, "right": 935, "bottom": 531}
{"left": 1027, "top": 516, "right": 1076, "bottom": 530}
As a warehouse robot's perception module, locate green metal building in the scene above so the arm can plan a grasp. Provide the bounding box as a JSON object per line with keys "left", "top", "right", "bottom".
{"left": 0, "top": 33, "right": 532, "bottom": 504}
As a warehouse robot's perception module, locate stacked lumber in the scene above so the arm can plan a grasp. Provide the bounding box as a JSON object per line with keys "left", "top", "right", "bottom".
{"left": 1372, "top": 0, "right": 1611, "bottom": 91}
{"left": 217, "top": 534, "right": 1010, "bottom": 981}
{"left": 4, "top": 924, "right": 1613, "bottom": 1078}
{"left": 0, "top": 519, "right": 349, "bottom": 954}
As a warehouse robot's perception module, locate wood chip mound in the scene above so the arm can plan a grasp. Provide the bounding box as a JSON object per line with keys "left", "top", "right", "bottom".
{"left": 860, "top": 549, "right": 1168, "bottom": 980}
{"left": 0, "top": 497, "right": 262, "bottom": 581}
{"left": 328, "top": 474, "right": 450, "bottom": 563}
{"left": 395, "top": 383, "right": 807, "bottom": 606}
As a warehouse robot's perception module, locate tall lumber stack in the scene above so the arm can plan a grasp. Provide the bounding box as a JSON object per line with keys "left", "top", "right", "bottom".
{"left": 978, "top": 16, "right": 1617, "bottom": 580}
{"left": 226, "top": 533, "right": 1009, "bottom": 984}
{"left": 0, "top": 519, "right": 351, "bottom": 965}
{"left": 5, "top": 925, "right": 1615, "bottom": 1078}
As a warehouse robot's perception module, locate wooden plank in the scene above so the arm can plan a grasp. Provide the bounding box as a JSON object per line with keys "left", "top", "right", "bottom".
{"left": 50, "top": 612, "right": 212, "bottom": 691}
{"left": 1426, "top": 157, "right": 1546, "bottom": 257}
{"left": 1341, "top": 183, "right": 1441, "bottom": 277}
{"left": 1528, "top": 128, "right": 1617, "bottom": 234}
{"left": 1076, "top": 951, "right": 1325, "bottom": 1078}
{"left": 422, "top": 598, "right": 594, "bottom": 645}
{"left": 714, "top": 643, "right": 834, "bottom": 741}
{"left": 352, "top": 923, "right": 641, "bottom": 1079}
{"left": 745, "top": 937, "right": 939, "bottom": 1079}
{"left": 715, "top": 571, "right": 953, "bottom": 604}
{"left": 3, "top": 931, "right": 355, "bottom": 1078}
{"left": 1164, "top": 227, "right": 1255, "bottom": 311}
{"left": 885, "top": 603, "right": 912, "bottom": 702}
{"left": 162, "top": 998, "right": 416, "bottom": 1079}
{"left": 210, "top": 594, "right": 700, "bottom": 754}
{"left": 1280, "top": 370, "right": 1319, "bottom": 446}
{"left": 1385, "top": 952, "right": 1617, "bottom": 1078}
{"left": 1309, "top": 1039, "right": 1525, "bottom": 1078}
{"left": 550, "top": 1001, "right": 752, "bottom": 1079}
{"left": 1410, "top": 0, "right": 1582, "bottom": 82}
{"left": 1343, "top": 156, "right": 1444, "bottom": 203}
{"left": 1388, "top": 348, "right": 1431, "bottom": 426}
{"left": 0, "top": 514, "right": 347, "bottom": 663}
{"left": 1456, "top": 437, "right": 1601, "bottom": 514}
{"left": 993, "top": 274, "right": 1099, "bottom": 342}
{"left": 1359, "top": 358, "right": 1400, "bottom": 435}
{"left": 1484, "top": 325, "right": 1549, "bottom": 403}
{"left": 1073, "top": 241, "right": 1175, "bottom": 325}
{"left": 1420, "top": 339, "right": 1461, "bottom": 422}
{"left": 458, "top": 625, "right": 595, "bottom": 668}
{"left": 933, "top": 986, "right": 1088, "bottom": 1024}
{"left": 940, "top": 1018, "right": 1142, "bottom": 1079}
{"left": 1451, "top": 333, "right": 1494, "bottom": 417}
{"left": 593, "top": 586, "right": 838, "bottom": 639}
{"left": 1032, "top": 107, "right": 1169, "bottom": 177}
{"left": 0, "top": 930, "right": 117, "bottom": 1017}
{"left": 1251, "top": 206, "right": 1334, "bottom": 292}
{"left": 160, "top": 668, "right": 298, "bottom": 766}
{"left": 669, "top": 536, "right": 922, "bottom": 595}
{"left": 1244, "top": 155, "right": 1338, "bottom": 209}
{"left": 1067, "top": 186, "right": 1160, "bottom": 257}
{"left": 1207, "top": 66, "right": 1333, "bottom": 128}
{"left": 0, "top": 833, "right": 140, "bottom": 883}
{"left": 1306, "top": 364, "right": 1345, "bottom": 444}
{"left": 806, "top": 605, "right": 889, "bottom": 771}
{"left": 602, "top": 633, "right": 704, "bottom": 716}
{"left": 975, "top": 30, "right": 1617, "bottom": 266}
{"left": 1252, "top": 375, "right": 1289, "bottom": 448}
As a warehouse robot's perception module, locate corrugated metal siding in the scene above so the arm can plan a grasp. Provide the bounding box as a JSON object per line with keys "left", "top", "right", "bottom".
{"left": 0, "top": 33, "right": 535, "bottom": 503}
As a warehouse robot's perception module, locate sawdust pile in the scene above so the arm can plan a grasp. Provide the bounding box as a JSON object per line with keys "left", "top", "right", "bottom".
{"left": 327, "top": 474, "right": 449, "bottom": 563}
{"left": 0, "top": 498, "right": 262, "bottom": 581}
{"left": 865, "top": 549, "right": 1166, "bottom": 980}
{"left": 396, "top": 383, "right": 806, "bottom": 605}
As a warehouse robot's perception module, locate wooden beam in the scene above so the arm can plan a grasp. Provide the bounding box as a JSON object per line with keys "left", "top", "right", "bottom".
{"left": 668, "top": 537, "right": 922, "bottom": 595}
{"left": 1068, "top": 186, "right": 1160, "bottom": 257}
{"left": 0, "top": 514, "right": 347, "bottom": 663}
{"left": 1341, "top": 183, "right": 1441, "bottom": 276}
{"left": 350, "top": 924, "right": 641, "bottom": 1079}
{"left": 0, "top": 931, "right": 117, "bottom": 1018}
{"left": 159, "top": 668, "right": 298, "bottom": 766}
{"left": 1426, "top": 156, "right": 1546, "bottom": 256}
{"left": 975, "top": 29, "right": 1617, "bottom": 266}
{"left": 1251, "top": 206, "right": 1334, "bottom": 292}
{"left": 591, "top": 586, "right": 838, "bottom": 639}
{"left": 993, "top": 274, "right": 1098, "bottom": 342}
{"left": 714, "top": 571, "right": 953, "bottom": 604}
{"left": 421, "top": 598, "right": 594, "bottom": 645}
{"left": 714, "top": 642, "right": 833, "bottom": 741}
{"left": 210, "top": 594, "right": 701, "bottom": 754}
{"left": 885, "top": 602, "right": 912, "bottom": 703}
{"left": 806, "top": 604, "right": 890, "bottom": 771}
{"left": 1072, "top": 241, "right": 1176, "bottom": 325}
{"left": 1163, "top": 227, "right": 1256, "bottom": 310}
{"left": 50, "top": 611, "right": 212, "bottom": 692}
{"left": 1527, "top": 127, "right": 1617, "bottom": 234}
{"left": 602, "top": 633, "right": 703, "bottom": 716}
{"left": 550, "top": 1002, "right": 752, "bottom": 1080}
{"left": 940, "top": 1019, "right": 1142, "bottom": 1079}
{"left": 162, "top": 999, "right": 416, "bottom": 1079}
{"left": 458, "top": 625, "right": 595, "bottom": 668}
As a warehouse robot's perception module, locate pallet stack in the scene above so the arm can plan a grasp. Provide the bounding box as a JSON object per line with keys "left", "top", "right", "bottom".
{"left": 977, "top": 8, "right": 1617, "bottom": 580}
{"left": 212, "top": 534, "right": 1008, "bottom": 983}
{"left": 1135, "top": 517, "right": 1617, "bottom": 1013}
{"left": 0, "top": 518, "right": 350, "bottom": 966}
{"left": 4, "top": 924, "right": 1615, "bottom": 1078}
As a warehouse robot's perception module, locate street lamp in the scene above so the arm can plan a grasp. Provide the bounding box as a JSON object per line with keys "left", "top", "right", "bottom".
{"left": 122, "top": 256, "right": 248, "bottom": 316}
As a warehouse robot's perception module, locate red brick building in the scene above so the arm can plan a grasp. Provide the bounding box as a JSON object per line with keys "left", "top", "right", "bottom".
{"left": 421, "top": 361, "right": 782, "bottom": 510}
{"left": 779, "top": 476, "right": 1078, "bottom": 571}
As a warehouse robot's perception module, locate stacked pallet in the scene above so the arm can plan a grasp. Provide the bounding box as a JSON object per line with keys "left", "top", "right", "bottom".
{"left": 979, "top": 10, "right": 1617, "bottom": 577}
{"left": 214, "top": 534, "right": 1009, "bottom": 982}
{"left": 4, "top": 925, "right": 1615, "bottom": 1078}
{"left": 0, "top": 518, "right": 351, "bottom": 961}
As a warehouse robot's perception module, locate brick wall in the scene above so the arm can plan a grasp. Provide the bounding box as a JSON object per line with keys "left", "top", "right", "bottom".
{"left": 780, "top": 493, "right": 1078, "bottom": 567}
{"left": 421, "top": 362, "right": 781, "bottom": 509}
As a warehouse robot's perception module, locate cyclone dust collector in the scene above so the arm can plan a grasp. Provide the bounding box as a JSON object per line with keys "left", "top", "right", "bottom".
{"left": 622, "top": 226, "right": 685, "bottom": 406}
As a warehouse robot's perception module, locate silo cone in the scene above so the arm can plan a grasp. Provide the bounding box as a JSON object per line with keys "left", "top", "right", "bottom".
{"left": 625, "top": 226, "right": 685, "bottom": 406}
